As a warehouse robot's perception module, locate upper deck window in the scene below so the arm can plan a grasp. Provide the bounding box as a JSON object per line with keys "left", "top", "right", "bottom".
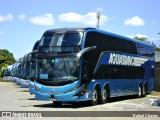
{"left": 85, "top": 31, "right": 137, "bottom": 54}
{"left": 39, "top": 32, "right": 83, "bottom": 54}
{"left": 40, "top": 32, "right": 83, "bottom": 47}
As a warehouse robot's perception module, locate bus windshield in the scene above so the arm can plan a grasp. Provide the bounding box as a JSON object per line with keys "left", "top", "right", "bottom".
{"left": 36, "top": 57, "right": 79, "bottom": 85}
{"left": 3, "top": 69, "right": 11, "bottom": 76}
{"left": 30, "top": 62, "right": 36, "bottom": 81}
{"left": 21, "top": 65, "right": 30, "bottom": 79}
{"left": 39, "top": 32, "right": 83, "bottom": 54}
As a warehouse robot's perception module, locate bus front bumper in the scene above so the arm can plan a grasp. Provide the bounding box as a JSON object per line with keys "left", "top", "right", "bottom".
{"left": 34, "top": 82, "right": 92, "bottom": 102}
{"left": 10, "top": 77, "right": 15, "bottom": 82}
{"left": 15, "top": 78, "right": 21, "bottom": 85}
{"left": 20, "top": 79, "right": 29, "bottom": 88}
{"left": 35, "top": 90, "right": 91, "bottom": 102}
{"left": 3, "top": 76, "right": 11, "bottom": 81}
{"left": 29, "top": 81, "right": 35, "bottom": 95}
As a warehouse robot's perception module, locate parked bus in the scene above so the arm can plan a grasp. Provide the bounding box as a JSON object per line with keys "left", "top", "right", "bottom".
{"left": 19, "top": 54, "right": 31, "bottom": 88}
{"left": 14, "top": 58, "right": 23, "bottom": 85}
{"left": 2, "top": 68, "right": 6, "bottom": 79}
{"left": 29, "top": 40, "right": 40, "bottom": 94}
{"left": 2, "top": 65, "right": 13, "bottom": 81}
{"left": 10, "top": 62, "right": 20, "bottom": 82}
{"left": 2, "top": 68, "right": 8, "bottom": 80}
{"left": 34, "top": 28, "right": 155, "bottom": 105}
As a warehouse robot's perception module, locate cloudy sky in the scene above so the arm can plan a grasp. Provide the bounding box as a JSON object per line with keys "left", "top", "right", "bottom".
{"left": 0, "top": 0, "right": 160, "bottom": 59}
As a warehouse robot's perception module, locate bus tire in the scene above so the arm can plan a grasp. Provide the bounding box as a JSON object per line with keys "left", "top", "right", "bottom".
{"left": 100, "top": 87, "right": 108, "bottom": 104}
{"left": 138, "top": 85, "right": 142, "bottom": 98}
{"left": 142, "top": 84, "right": 147, "bottom": 97}
{"left": 89, "top": 88, "right": 98, "bottom": 106}
{"left": 53, "top": 101, "right": 62, "bottom": 106}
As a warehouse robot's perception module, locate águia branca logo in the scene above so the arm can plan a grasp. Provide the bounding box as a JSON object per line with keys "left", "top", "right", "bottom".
{"left": 108, "top": 53, "right": 148, "bottom": 66}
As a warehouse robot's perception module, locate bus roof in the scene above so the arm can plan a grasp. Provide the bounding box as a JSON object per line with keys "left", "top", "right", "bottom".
{"left": 46, "top": 27, "right": 96, "bottom": 33}
{"left": 45, "top": 27, "right": 153, "bottom": 47}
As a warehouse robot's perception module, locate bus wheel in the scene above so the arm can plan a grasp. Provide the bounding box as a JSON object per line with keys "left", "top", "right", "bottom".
{"left": 142, "top": 85, "right": 147, "bottom": 97}
{"left": 100, "top": 88, "right": 108, "bottom": 104}
{"left": 90, "top": 88, "right": 98, "bottom": 106}
{"left": 53, "top": 101, "right": 62, "bottom": 106}
{"left": 138, "top": 85, "right": 142, "bottom": 98}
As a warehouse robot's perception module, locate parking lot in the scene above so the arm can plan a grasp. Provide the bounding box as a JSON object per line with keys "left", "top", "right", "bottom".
{"left": 0, "top": 82, "right": 160, "bottom": 112}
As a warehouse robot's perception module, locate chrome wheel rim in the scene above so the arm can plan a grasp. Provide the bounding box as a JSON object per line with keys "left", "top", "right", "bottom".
{"left": 143, "top": 87, "right": 146, "bottom": 95}
{"left": 138, "top": 87, "right": 141, "bottom": 96}
{"left": 93, "top": 90, "right": 98, "bottom": 102}
{"left": 102, "top": 90, "right": 107, "bottom": 100}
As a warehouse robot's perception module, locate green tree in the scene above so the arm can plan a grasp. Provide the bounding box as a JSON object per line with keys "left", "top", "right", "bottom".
{"left": 155, "top": 47, "right": 160, "bottom": 51}
{"left": 0, "top": 49, "right": 16, "bottom": 77}
{"left": 134, "top": 36, "right": 150, "bottom": 43}
{"left": 134, "top": 36, "right": 160, "bottom": 50}
{"left": 151, "top": 42, "right": 160, "bottom": 51}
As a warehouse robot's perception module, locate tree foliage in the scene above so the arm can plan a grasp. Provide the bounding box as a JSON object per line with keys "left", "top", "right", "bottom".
{"left": 134, "top": 36, "right": 150, "bottom": 43}
{"left": 134, "top": 36, "right": 160, "bottom": 51}
{"left": 155, "top": 47, "right": 160, "bottom": 51}
{"left": 151, "top": 42, "right": 160, "bottom": 51}
{"left": 0, "top": 49, "right": 16, "bottom": 76}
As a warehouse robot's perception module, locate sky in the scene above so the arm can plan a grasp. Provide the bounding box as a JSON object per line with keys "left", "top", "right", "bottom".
{"left": 0, "top": 0, "right": 160, "bottom": 59}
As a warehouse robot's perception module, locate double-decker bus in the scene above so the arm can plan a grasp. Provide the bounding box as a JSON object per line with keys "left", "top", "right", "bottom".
{"left": 14, "top": 58, "right": 23, "bottom": 85}
{"left": 10, "top": 62, "right": 19, "bottom": 82}
{"left": 2, "top": 68, "right": 10, "bottom": 81}
{"left": 2, "top": 65, "right": 13, "bottom": 81}
{"left": 34, "top": 28, "right": 155, "bottom": 105}
{"left": 29, "top": 40, "right": 40, "bottom": 94}
{"left": 2, "top": 68, "right": 8, "bottom": 80}
{"left": 19, "top": 54, "right": 31, "bottom": 88}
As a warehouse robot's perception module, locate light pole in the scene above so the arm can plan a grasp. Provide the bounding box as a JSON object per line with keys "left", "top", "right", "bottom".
{"left": 96, "top": 12, "right": 100, "bottom": 28}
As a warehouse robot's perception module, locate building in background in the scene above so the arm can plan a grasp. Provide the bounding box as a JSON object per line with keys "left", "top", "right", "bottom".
{"left": 155, "top": 51, "right": 160, "bottom": 91}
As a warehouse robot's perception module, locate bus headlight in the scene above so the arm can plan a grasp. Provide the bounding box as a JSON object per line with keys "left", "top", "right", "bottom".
{"left": 74, "top": 84, "right": 89, "bottom": 97}
{"left": 35, "top": 86, "right": 40, "bottom": 92}
{"left": 35, "top": 83, "right": 41, "bottom": 92}
{"left": 66, "top": 85, "right": 80, "bottom": 93}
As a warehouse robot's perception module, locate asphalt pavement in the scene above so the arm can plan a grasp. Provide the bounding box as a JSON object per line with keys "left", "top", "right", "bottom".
{"left": 0, "top": 82, "right": 160, "bottom": 120}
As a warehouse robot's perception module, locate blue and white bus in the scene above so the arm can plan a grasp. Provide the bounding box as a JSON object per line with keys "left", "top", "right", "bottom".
{"left": 19, "top": 54, "right": 31, "bottom": 88}
{"left": 34, "top": 28, "right": 155, "bottom": 105}
{"left": 10, "top": 62, "right": 19, "bottom": 82}
{"left": 2, "top": 65, "right": 14, "bottom": 81}
{"left": 14, "top": 58, "right": 23, "bottom": 85}
{"left": 2, "top": 68, "right": 9, "bottom": 80}
{"left": 29, "top": 40, "right": 40, "bottom": 94}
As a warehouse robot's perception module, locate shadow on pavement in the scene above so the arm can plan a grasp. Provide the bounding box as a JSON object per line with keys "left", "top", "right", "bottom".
{"left": 108, "top": 95, "right": 138, "bottom": 103}
{"left": 33, "top": 101, "right": 91, "bottom": 109}
{"left": 19, "top": 90, "right": 29, "bottom": 92}
{"left": 28, "top": 98, "right": 35, "bottom": 100}
{"left": 33, "top": 95, "right": 139, "bottom": 109}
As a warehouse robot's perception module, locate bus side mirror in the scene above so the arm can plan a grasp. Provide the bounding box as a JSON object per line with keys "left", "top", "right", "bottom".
{"left": 76, "top": 46, "right": 96, "bottom": 66}
{"left": 25, "top": 50, "right": 38, "bottom": 65}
